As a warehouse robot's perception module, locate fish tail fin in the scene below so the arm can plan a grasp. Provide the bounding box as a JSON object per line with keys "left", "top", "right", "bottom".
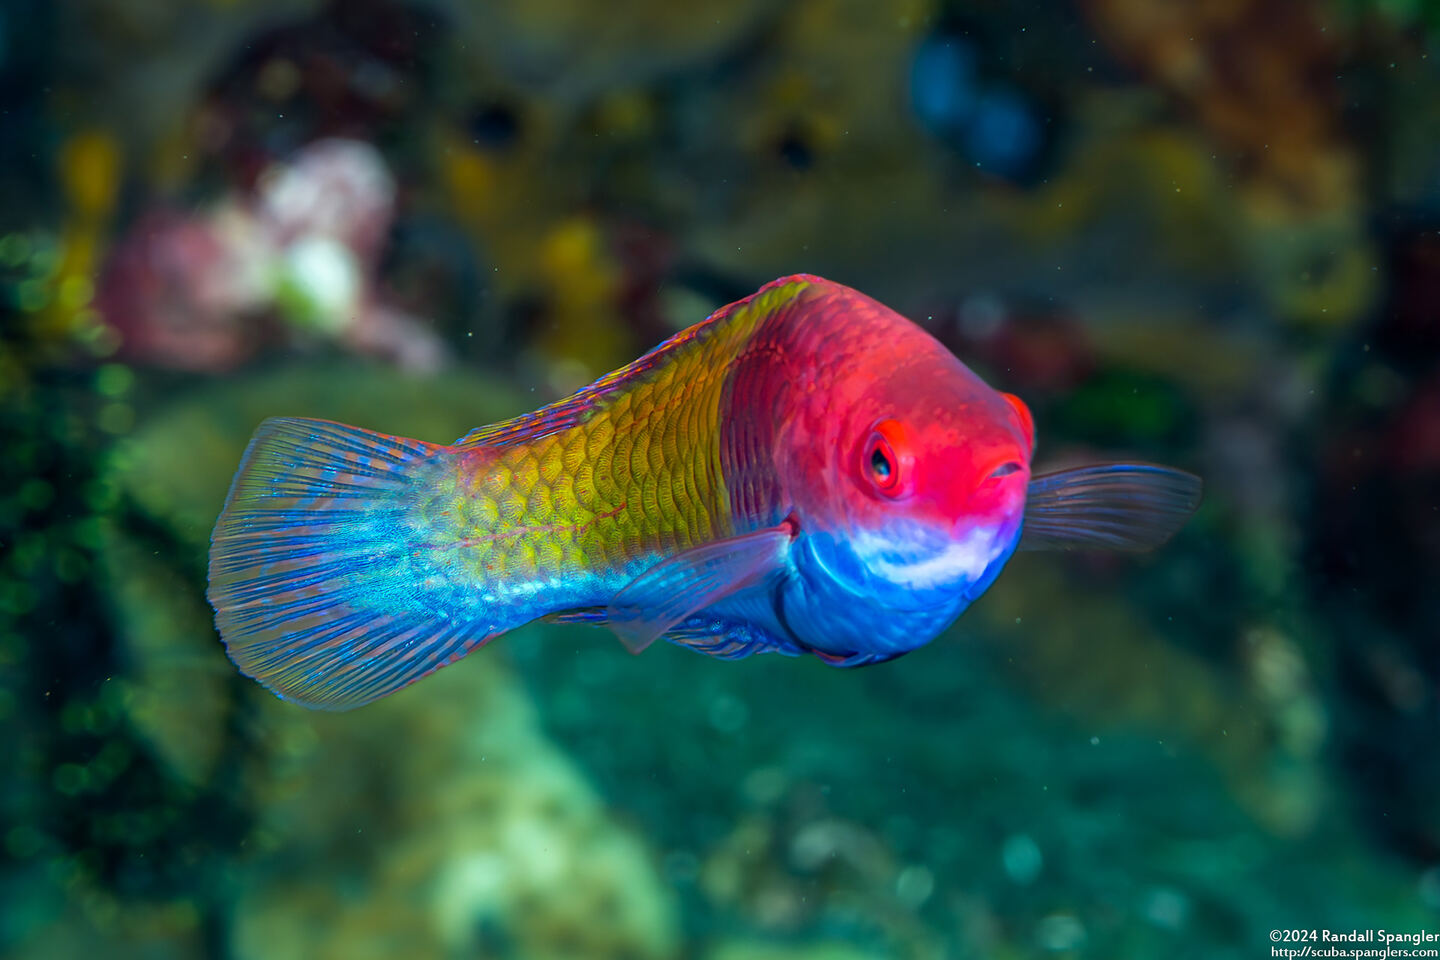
{"left": 207, "top": 417, "right": 490, "bottom": 711}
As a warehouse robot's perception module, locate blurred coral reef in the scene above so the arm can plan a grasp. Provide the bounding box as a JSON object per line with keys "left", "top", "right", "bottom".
{"left": 96, "top": 139, "right": 445, "bottom": 372}
{"left": 4, "top": 0, "right": 1440, "bottom": 957}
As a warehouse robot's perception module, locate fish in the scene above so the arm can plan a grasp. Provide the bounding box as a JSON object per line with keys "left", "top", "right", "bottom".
{"left": 208, "top": 274, "right": 1202, "bottom": 710}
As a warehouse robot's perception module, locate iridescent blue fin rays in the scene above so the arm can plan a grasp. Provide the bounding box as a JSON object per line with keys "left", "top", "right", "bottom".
{"left": 605, "top": 524, "right": 793, "bottom": 654}
{"left": 1018, "top": 463, "right": 1203, "bottom": 551}
{"left": 207, "top": 418, "right": 491, "bottom": 711}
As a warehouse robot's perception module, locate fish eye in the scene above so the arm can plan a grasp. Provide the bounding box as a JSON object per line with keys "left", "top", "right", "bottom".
{"left": 862, "top": 420, "right": 911, "bottom": 498}
{"left": 870, "top": 444, "right": 894, "bottom": 483}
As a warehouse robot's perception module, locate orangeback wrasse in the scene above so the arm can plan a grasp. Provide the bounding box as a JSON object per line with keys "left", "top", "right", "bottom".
{"left": 208, "top": 275, "right": 1201, "bottom": 709}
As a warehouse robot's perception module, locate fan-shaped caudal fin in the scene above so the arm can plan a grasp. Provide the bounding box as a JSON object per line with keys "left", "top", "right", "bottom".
{"left": 207, "top": 418, "right": 491, "bottom": 710}
{"left": 1019, "top": 463, "right": 1202, "bottom": 552}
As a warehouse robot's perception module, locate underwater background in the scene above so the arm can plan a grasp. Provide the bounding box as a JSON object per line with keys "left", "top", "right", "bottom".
{"left": 4, "top": 0, "right": 1440, "bottom": 957}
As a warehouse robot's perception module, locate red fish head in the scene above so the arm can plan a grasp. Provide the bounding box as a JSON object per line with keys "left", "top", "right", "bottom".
{"left": 837, "top": 378, "right": 1033, "bottom": 532}
{"left": 824, "top": 336, "right": 1033, "bottom": 561}
{"left": 773, "top": 282, "right": 1034, "bottom": 656}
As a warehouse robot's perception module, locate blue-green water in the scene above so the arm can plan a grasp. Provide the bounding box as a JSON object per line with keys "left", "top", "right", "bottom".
{"left": 3, "top": 1, "right": 1439, "bottom": 957}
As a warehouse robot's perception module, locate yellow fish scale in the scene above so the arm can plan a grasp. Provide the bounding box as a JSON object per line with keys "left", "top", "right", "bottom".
{"left": 441, "top": 278, "right": 812, "bottom": 598}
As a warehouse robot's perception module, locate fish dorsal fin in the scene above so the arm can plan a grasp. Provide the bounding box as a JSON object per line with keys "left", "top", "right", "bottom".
{"left": 455, "top": 403, "right": 596, "bottom": 448}
{"left": 453, "top": 276, "right": 820, "bottom": 449}
{"left": 1019, "top": 462, "right": 1202, "bottom": 552}
{"left": 606, "top": 524, "right": 794, "bottom": 654}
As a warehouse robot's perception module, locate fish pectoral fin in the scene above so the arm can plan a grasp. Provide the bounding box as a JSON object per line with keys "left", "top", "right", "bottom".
{"left": 606, "top": 524, "right": 794, "bottom": 654}
{"left": 1019, "top": 462, "right": 1202, "bottom": 552}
